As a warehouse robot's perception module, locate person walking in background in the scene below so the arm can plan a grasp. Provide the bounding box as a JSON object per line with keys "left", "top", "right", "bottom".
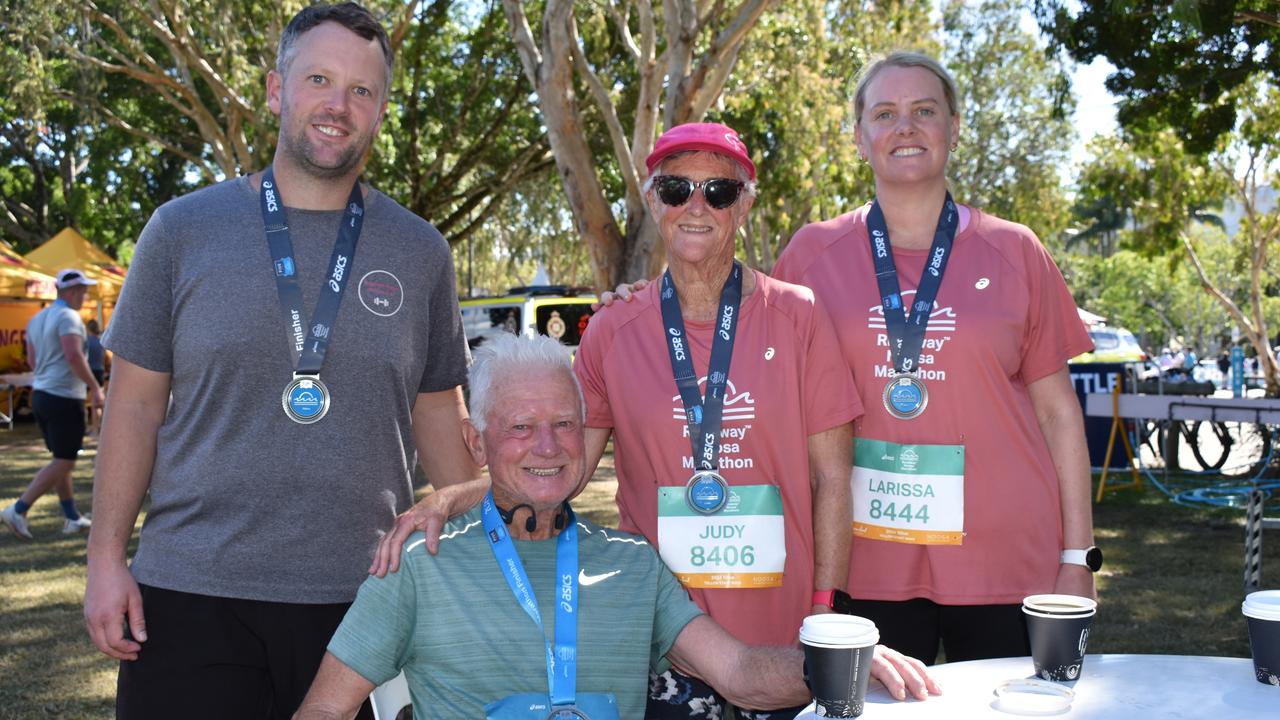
{"left": 1, "top": 269, "right": 102, "bottom": 540}
{"left": 82, "top": 4, "right": 476, "bottom": 718}
{"left": 85, "top": 319, "right": 107, "bottom": 436}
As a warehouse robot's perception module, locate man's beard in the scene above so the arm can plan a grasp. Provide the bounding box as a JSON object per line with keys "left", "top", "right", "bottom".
{"left": 278, "top": 96, "right": 373, "bottom": 179}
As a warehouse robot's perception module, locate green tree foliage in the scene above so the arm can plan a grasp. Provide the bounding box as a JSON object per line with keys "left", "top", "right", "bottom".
{"left": 1, "top": 0, "right": 552, "bottom": 257}
{"left": 500, "top": 0, "right": 779, "bottom": 288}
{"left": 943, "top": 0, "right": 1075, "bottom": 243}
{"left": 368, "top": 1, "right": 552, "bottom": 246}
{"left": 1061, "top": 237, "right": 1235, "bottom": 354}
{"left": 1066, "top": 88, "right": 1280, "bottom": 392}
{"left": 720, "top": 0, "right": 936, "bottom": 271}
{"left": 1037, "top": 0, "right": 1280, "bottom": 153}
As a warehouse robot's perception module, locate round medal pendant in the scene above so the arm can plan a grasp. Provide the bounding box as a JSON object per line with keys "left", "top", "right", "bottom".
{"left": 282, "top": 375, "right": 330, "bottom": 424}
{"left": 685, "top": 470, "right": 729, "bottom": 515}
{"left": 547, "top": 708, "right": 590, "bottom": 720}
{"left": 882, "top": 374, "right": 928, "bottom": 420}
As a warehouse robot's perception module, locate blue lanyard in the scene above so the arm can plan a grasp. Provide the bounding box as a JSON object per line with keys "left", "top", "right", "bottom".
{"left": 480, "top": 492, "right": 579, "bottom": 708}
{"left": 258, "top": 166, "right": 364, "bottom": 374}
{"left": 865, "top": 194, "right": 959, "bottom": 374}
{"left": 659, "top": 262, "right": 743, "bottom": 472}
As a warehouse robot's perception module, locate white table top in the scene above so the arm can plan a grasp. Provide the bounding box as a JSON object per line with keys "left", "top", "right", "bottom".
{"left": 798, "top": 654, "right": 1275, "bottom": 719}
{"left": 0, "top": 372, "right": 33, "bottom": 387}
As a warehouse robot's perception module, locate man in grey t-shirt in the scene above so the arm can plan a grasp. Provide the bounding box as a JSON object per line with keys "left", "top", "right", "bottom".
{"left": 1, "top": 269, "right": 102, "bottom": 540}
{"left": 82, "top": 4, "right": 477, "bottom": 718}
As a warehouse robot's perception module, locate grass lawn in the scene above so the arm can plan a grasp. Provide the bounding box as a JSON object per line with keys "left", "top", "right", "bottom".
{"left": 0, "top": 420, "right": 1268, "bottom": 719}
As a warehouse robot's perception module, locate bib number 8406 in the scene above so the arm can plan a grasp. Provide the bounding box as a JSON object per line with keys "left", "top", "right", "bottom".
{"left": 868, "top": 500, "right": 930, "bottom": 524}
{"left": 690, "top": 545, "right": 756, "bottom": 567}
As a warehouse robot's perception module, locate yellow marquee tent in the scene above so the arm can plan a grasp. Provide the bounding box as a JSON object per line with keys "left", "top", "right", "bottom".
{"left": 23, "top": 227, "right": 126, "bottom": 304}
{"left": 0, "top": 243, "right": 57, "bottom": 300}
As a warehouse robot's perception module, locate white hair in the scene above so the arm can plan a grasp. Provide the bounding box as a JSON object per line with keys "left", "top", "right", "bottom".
{"left": 468, "top": 333, "right": 585, "bottom": 432}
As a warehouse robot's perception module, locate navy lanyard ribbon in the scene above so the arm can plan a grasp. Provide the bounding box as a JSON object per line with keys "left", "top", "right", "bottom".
{"left": 480, "top": 492, "right": 579, "bottom": 708}
{"left": 259, "top": 166, "right": 364, "bottom": 374}
{"left": 866, "top": 194, "right": 958, "bottom": 374}
{"left": 659, "top": 262, "right": 743, "bottom": 473}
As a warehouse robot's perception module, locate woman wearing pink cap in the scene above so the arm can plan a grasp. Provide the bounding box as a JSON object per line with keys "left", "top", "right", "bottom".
{"left": 574, "top": 122, "right": 936, "bottom": 718}
{"left": 772, "top": 51, "right": 1097, "bottom": 665}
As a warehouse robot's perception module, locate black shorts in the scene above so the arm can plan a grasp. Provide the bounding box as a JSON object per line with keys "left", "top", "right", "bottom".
{"left": 31, "top": 390, "right": 85, "bottom": 460}
{"left": 841, "top": 597, "right": 1030, "bottom": 665}
{"left": 116, "top": 585, "right": 374, "bottom": 720}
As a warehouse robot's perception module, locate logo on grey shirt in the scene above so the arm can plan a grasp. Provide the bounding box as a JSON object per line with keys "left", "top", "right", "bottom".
{"left": 358, "top": 270, "right": 404, "bottom": 317}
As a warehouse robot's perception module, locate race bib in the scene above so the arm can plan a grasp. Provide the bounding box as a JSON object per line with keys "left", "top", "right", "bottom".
{"left": 656, "top": 484, "right": 785, "bottom": 588}
{"left": 852, "top": 438, "right": 964, "bottom": 545}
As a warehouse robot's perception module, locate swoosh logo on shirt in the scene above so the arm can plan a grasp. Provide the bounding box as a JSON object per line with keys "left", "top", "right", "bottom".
{"left": 578, "top": 569, "right": 621, "bottom": 586}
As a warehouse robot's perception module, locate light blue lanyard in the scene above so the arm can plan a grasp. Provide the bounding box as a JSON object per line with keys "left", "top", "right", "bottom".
{"left": 480, "top": 492, "right": 579, "bottom": 708}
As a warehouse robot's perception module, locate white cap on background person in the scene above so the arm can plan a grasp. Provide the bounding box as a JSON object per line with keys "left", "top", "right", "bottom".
{"left": 55, "top": 269, "right": 98, "bottom": 289}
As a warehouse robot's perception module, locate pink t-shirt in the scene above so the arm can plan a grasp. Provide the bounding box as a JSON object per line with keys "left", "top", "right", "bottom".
{"left": 773, "top": 206, "right": 1092, "bottom": 605}
{"left": 575, "top": 270, "right": 861, "bottom": 646}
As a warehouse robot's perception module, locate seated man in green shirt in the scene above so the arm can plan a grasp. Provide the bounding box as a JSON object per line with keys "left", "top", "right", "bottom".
{"left": 295, "top": 333, "right": 934, "bottom": 719}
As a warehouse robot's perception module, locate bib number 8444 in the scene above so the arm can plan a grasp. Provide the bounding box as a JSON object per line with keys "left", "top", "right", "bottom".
{"left": 868, "top": 500, "right": 930, "bottom": 524}
{"left": 690, "top": 545, "right": 756, "bottom": 567}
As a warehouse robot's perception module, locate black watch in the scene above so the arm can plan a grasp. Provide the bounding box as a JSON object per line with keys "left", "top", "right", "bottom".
{"left": 1061, "top": 546, "right": 1103, "bottom": 572}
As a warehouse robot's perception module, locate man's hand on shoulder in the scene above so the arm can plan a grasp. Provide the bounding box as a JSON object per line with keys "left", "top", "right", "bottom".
{"left": 368, "top": 477, "right": 490, "bottom": 577}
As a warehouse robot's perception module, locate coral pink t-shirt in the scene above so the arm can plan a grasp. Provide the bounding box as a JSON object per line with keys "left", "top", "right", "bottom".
{"left": 575, "top": 270, "right": 861, "bottom": 646}
{"left": 773, "top": 206, "right": 1092, "bottom": 605}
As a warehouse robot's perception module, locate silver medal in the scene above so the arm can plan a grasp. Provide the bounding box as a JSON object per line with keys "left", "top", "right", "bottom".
{"left": 882, "top": 374, "right": 928, "bottom": 420}
{"left": 282, "top": 375, "right": 330, "bottom": 424}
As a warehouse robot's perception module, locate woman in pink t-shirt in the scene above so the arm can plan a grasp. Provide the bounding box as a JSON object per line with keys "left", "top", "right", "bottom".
{"left": 577, "top": 123, "right": 939, "bottom": 718}
{"left": 772, "top": 51, "right": 1098, "bottom": 665}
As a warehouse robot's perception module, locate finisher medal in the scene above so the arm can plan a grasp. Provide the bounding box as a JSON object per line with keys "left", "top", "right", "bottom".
{"left": 547, "top": 709, "right": 591, "bottom": 720}
{"left": 660, "top": 264, "right": 743, "bottom": 516}
{"left": 882, "top": 374, "right": 928, "bottom": 420}
{"left": 259, "top": 166, "right": 364, "bottom": 425}
{"left": 685, "top": 470, "right": 730, "bottom": 515}
{"left": 282, "top": 375, "right": 330, "bottom": 424}
{"left": 866, "top": 193, "right": 959, "bottom": 421}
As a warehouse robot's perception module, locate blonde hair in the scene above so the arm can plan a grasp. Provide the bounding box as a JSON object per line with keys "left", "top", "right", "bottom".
{"left": 853, "top": 51, "right": 961, "bottom": 125}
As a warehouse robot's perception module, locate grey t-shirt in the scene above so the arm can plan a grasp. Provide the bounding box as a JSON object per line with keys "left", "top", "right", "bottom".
{"left": 103, "top": 176, "right": 468, "bottom": 603}
{"left": 27, "top": 300, "right": 87, "bottom": 399}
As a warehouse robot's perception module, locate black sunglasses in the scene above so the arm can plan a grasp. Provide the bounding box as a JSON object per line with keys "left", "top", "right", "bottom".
{"left": 653, "top": 175, "right": 749, "bottom": 210}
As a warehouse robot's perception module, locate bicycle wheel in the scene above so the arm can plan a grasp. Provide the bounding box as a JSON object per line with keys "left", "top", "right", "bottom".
{"left": 1186, "top": 421, "right": 1231, "bottom": 471}
{"left": 1216, "top": 423, "right": 1275, "bottom": 478}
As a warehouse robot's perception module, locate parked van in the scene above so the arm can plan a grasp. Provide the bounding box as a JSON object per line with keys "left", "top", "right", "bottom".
{"left": 1070, "top": 324, "right": 1147, "bottom": 364}
{"left": 460, "top": 286, "right": 597, "bottom": 351}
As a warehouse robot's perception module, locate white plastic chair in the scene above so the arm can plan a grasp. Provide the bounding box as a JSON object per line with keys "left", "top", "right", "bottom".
{"left": 369, "top": 670, "right": 411, "bottom": 720}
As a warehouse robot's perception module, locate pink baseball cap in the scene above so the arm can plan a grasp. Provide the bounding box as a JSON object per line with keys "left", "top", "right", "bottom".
{"left": 646, "top": 123, "right": 756, "bottom": 181}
